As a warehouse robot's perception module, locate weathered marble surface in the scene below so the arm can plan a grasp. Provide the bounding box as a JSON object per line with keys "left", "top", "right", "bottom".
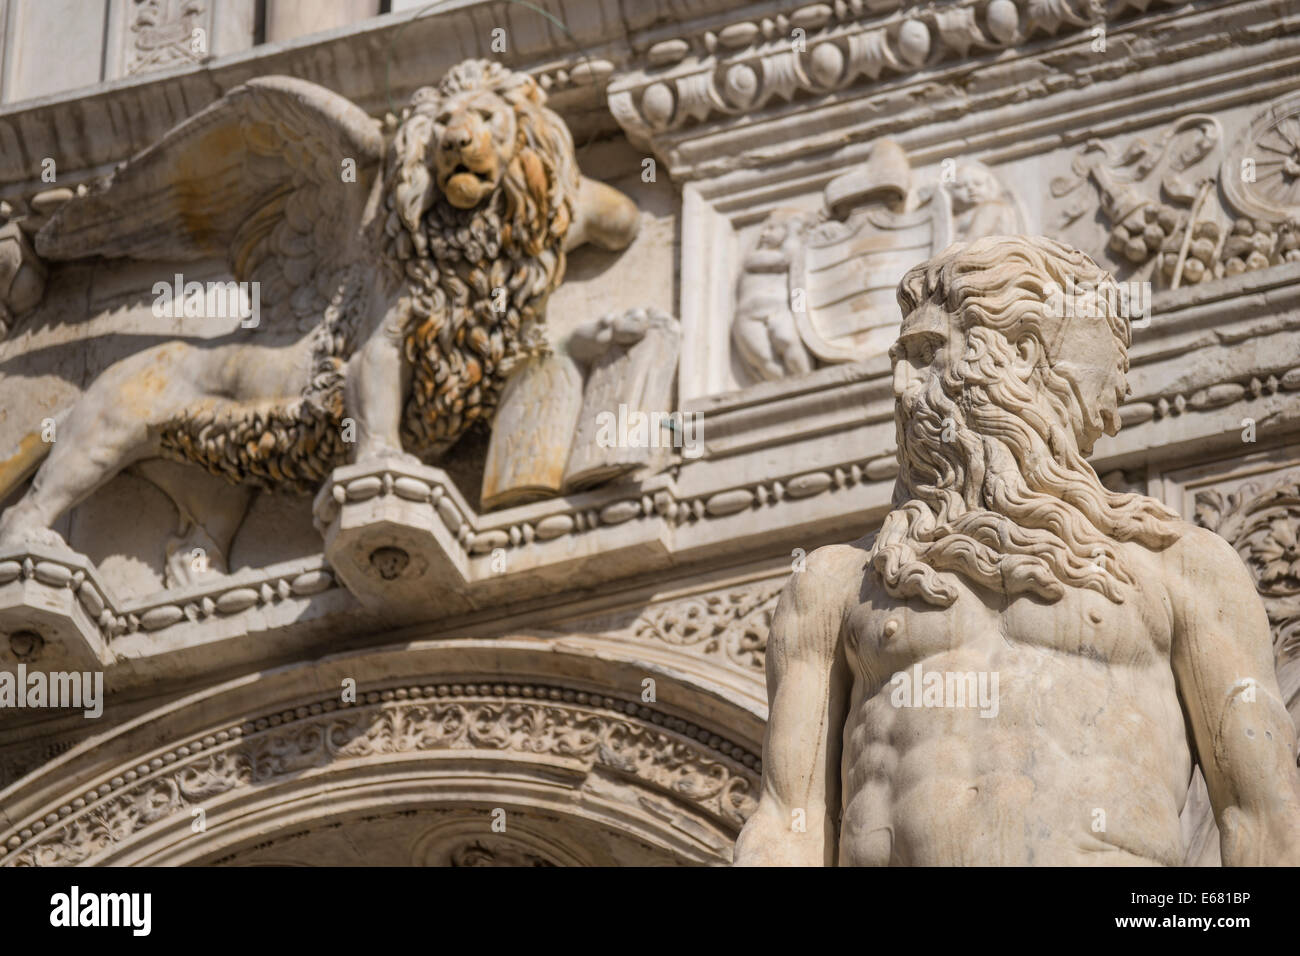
{"left": 0, "top": 59, "right": 640, "bottom": 569}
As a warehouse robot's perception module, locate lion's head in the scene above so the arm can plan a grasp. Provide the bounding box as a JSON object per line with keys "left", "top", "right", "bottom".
{"left": 868, "top": 235, "right": 1183, "bottom": 609}
{"left": 388, "top": 59, "right": 578, "bottom": 260}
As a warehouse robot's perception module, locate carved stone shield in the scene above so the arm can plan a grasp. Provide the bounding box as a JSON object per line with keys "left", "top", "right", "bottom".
{"left": 790, "top": 186, "right": 952, "bottom": 364}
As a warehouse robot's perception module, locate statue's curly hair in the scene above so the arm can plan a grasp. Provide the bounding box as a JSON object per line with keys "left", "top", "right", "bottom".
{"left": 150, "top": 63, "right": 584, "bottom": 491}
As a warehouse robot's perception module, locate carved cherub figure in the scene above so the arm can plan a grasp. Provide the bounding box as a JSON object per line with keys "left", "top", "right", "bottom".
{"left": 731, "top": 210, "right": 814, "bottom": 383}
{"left": 735, "top": 235, "right": 1300, "bottom": 866}
{"left": 947, "top": 161, "right": 1024, "bottom": 240}
{"left": 0, "top": 60, "right": 639, "bottom": 577}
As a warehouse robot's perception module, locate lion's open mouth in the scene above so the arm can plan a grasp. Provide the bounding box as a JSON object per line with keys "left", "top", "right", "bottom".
{"left": 449, "top": 163, "right": 485, "bottom": 181}
{"left": 440, "top": 161, "right": 497, "bottom": 209}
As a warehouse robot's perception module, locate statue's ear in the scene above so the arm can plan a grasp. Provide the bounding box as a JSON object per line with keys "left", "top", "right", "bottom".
{"left": 1012, "top": 333, "right": 1043, "bottom": 379}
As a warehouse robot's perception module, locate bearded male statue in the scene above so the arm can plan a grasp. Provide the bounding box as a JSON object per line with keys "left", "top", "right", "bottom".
{"left": 734, "top": 234, "right": 1300, "bottom": 866}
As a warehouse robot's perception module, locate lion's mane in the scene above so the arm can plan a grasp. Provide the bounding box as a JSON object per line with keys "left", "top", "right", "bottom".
{"left": 385, "top": 59, "right": 579, "bottom": 458}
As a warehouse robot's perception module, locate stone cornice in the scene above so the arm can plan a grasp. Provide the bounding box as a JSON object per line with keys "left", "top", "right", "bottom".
{"left": 0, "top": 0, "right": 1283, "bottom": 201}
{"left": 0, "top": 0, "right": 632, "bottom": 194}
{"left": 610, "top": 0, "right": 1299, "bottom": 181}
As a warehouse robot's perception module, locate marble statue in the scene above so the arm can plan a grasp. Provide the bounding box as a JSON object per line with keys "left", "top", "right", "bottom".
{"left": 734, "top": 234, "right": 1300, "bottom": 866}
{"left": 0, "top": 59, "right": 639, "bottom": 569}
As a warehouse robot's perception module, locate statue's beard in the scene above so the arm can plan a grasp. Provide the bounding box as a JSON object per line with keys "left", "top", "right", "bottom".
{"left": 871, "top": 345, "right": 1181, "bottom": 608}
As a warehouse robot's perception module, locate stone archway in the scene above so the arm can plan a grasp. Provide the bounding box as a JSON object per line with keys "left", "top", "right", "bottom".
{"left": 0, "top": 641, "right": 763, "bottom": 867}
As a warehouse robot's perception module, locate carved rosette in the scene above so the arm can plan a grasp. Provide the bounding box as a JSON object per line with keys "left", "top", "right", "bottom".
{"left": 1222, "top": 89, "right": 1300, "bottom": 226}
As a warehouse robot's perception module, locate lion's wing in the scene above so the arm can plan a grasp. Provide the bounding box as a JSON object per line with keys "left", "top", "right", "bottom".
{"left": 36, "top": 76, "right": 384, "bottom": 330}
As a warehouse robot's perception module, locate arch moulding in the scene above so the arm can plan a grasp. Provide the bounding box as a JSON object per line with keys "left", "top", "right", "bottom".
{"left": 0, "top": 640, "right": 764, "bottom": 867}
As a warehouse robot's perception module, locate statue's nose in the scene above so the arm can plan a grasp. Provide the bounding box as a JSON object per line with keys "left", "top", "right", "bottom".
{"left": 892, "top": 360, "right": 912, "bottom": 399}
{"left": 444, "top": 125, "right": 473, "bottom": 150}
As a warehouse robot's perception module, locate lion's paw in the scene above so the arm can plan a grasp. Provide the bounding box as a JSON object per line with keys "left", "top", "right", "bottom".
{"left": 0, "top": 525, "right": 73, "bottom": 554}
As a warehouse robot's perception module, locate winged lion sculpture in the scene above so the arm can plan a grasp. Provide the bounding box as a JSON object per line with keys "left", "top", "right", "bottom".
{"left": 0, "top": 59, "right": 640, "bottom": 580}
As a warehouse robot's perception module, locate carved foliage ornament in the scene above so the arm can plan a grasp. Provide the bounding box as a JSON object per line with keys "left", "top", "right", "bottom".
{"left": 633, "top": 579, "right": 785, "bottom": 672}
{"left": 1053, "top": 93, "right": 1300, "bottom": 288}
{"left": 1196, "top": 474, "right": 1300, "bottom": 689}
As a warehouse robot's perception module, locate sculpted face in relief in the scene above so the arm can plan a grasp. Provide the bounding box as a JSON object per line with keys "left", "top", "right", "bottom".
{"left": 735, "top": 234, "right": 1300, "bottom": 866}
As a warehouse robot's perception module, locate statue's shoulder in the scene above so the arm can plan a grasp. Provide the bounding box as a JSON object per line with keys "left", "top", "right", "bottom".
{"left": 781, "top": 539, "right": 873, "bottom": 622}
{"left": 806, "top": 539, "right": 873, "bottom": 580}
{"left": 1155, "top": 520, "right": 1252, "bottom": 591}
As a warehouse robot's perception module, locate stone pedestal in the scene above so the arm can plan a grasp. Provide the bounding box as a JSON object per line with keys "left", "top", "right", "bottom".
{"left": 313, "top": 458, "right": 474, "bottom": 618}
{"left": 0, "top": 545, "right": 115, "bottom": 671}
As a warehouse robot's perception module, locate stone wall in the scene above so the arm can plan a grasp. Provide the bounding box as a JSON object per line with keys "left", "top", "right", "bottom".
{"left": 0, "top": 0, "right": 1298, "bottom": 867}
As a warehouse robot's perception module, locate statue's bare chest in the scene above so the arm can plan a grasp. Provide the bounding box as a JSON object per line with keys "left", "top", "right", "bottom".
{"left": 844, "top": 569, "right": 1173, "bottom": 690}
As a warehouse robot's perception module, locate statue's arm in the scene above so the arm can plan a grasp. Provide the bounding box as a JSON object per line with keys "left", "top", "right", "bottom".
{"left": 1169, "top": 526, "right": 1300, "bottom": 866}
{"left": 733, "top": 548, "right": 852, "bottom": 866}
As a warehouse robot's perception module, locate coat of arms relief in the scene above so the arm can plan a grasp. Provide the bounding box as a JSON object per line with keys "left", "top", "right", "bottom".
{"left": 730, "top": 138, "right": 1025, "bottom": 384}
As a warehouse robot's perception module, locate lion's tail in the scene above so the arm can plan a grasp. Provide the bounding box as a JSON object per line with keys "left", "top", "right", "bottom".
{"left": 0, "top": 414, "right": 62, "bottom": 506}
